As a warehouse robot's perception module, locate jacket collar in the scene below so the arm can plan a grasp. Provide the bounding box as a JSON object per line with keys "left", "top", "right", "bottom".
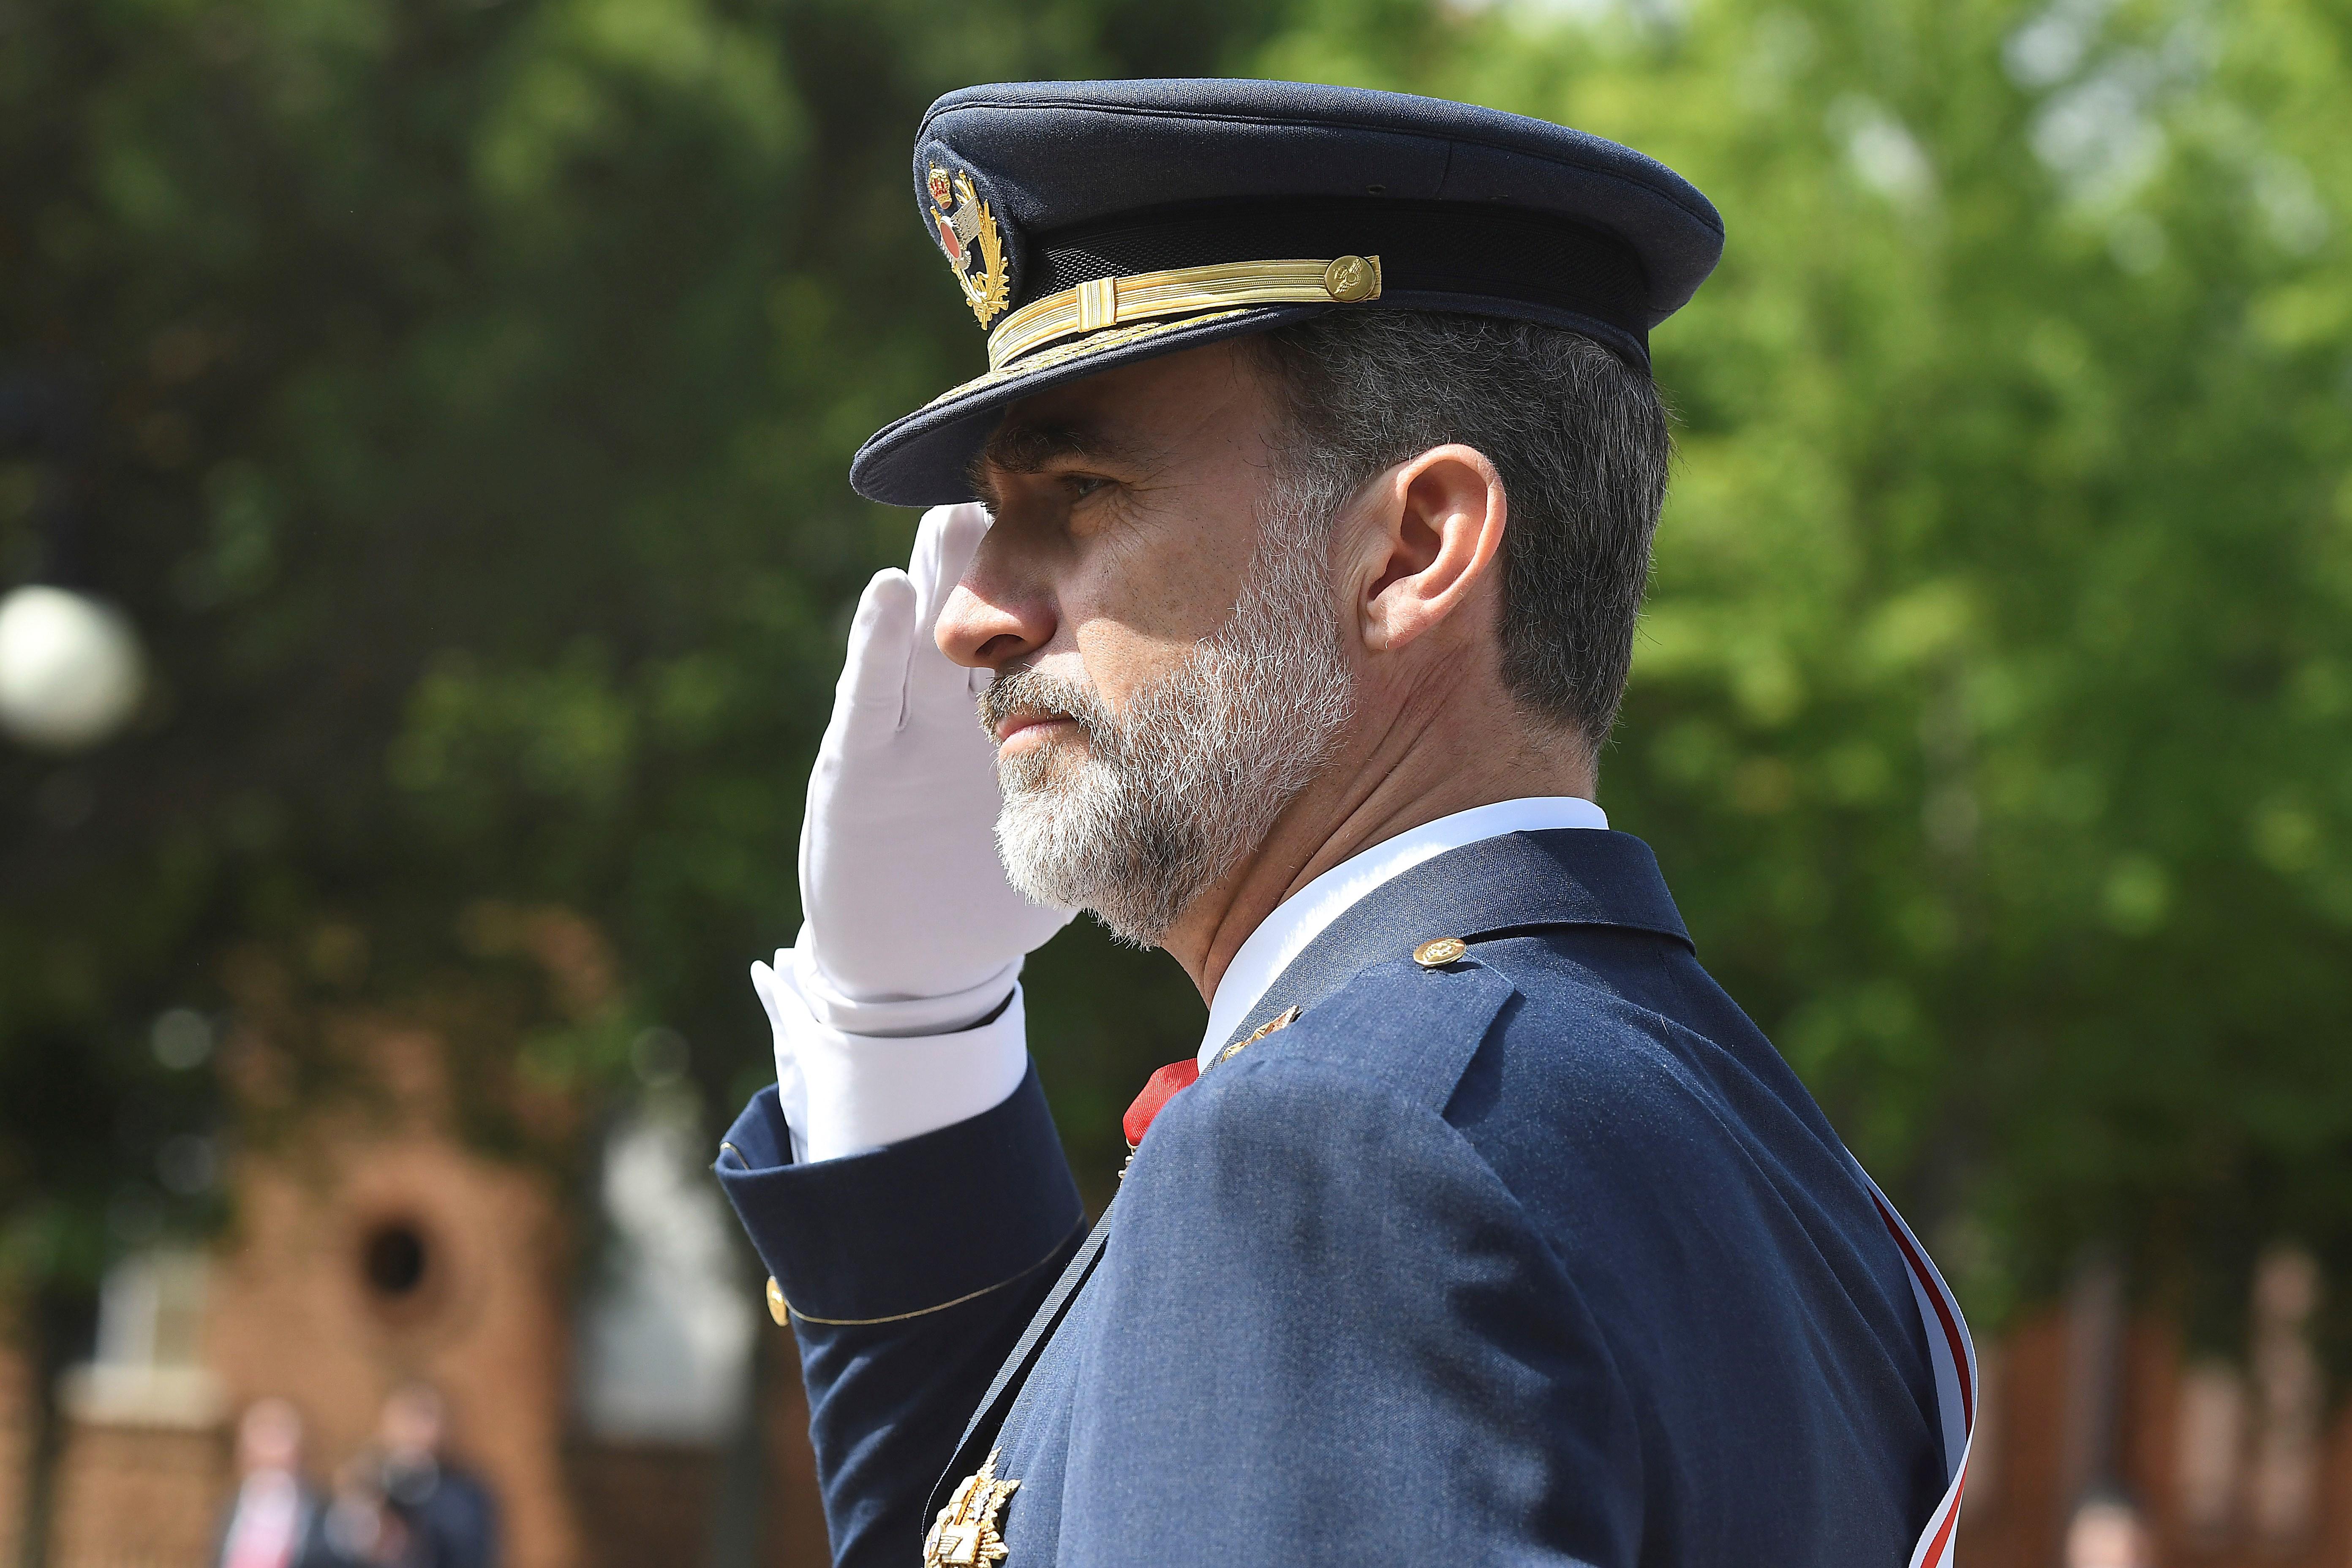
{"left": 1213, "top": 828, "right": 1690, "bottom": 1052}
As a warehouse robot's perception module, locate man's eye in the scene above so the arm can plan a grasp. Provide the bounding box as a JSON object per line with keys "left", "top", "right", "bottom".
{"left": 1062, "top": 474, "right": 1111, "bottom": 501}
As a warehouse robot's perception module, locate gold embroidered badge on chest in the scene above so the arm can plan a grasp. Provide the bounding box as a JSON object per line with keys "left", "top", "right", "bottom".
{"left": 927, "top": 166, "right": 1011, "bottom": 329}
{"left": 923, "top": 1448, "right": 1019, "bottom": 1567}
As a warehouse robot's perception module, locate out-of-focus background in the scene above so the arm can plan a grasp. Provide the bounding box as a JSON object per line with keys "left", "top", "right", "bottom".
{"left": 0, "top": 0, "right": 2347, "bottom": 1564}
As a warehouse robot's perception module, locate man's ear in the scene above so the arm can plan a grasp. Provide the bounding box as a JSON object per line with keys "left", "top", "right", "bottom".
{"left": 1349, "top": 444, "right": 1508, "bottom": 655}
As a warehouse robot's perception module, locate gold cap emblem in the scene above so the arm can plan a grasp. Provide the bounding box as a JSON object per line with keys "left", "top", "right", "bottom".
{"left": 765, "top": 1276, "right": 789, "bottom": 1326}
{"left": 924, "top": 1449, "right": 1020, "bottom": 1567}
{"left": 928, "top": 166, "right": 1011, "bottom": 328}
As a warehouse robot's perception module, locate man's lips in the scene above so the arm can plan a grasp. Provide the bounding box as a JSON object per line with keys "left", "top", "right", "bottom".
{"left": 992, "top": 710, "right": 1079, "bottom": 747}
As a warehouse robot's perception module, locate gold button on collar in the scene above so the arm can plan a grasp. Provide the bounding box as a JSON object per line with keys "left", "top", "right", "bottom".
{"left": 1413, "top": 936, "right": 1468, "bottom": 967}
{"left": 766, "top": 1276, "right": 790, "bottom": 1326}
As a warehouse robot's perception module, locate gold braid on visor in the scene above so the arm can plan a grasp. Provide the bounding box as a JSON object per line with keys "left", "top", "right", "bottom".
{"left": 986, "top": 255, "right": 1383, "bottom": 373}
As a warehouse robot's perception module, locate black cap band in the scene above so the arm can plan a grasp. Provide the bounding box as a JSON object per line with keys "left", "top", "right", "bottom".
{"left": 1015, "top": 197, "right": 1654, "bottom": 361}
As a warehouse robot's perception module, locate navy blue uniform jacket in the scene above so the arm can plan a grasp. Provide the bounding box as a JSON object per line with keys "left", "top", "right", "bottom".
{"left": 717, "top": 830, "right": 1947, "bottom": 1566}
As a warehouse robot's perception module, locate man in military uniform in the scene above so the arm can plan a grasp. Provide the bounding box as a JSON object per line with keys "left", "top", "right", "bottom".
{"left": 716, "top": 79, "right": 1973, "bottom": 1568}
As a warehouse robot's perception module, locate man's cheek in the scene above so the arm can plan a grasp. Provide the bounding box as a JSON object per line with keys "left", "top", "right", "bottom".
{"left": 1085, "top": 520, "right": 1239, "bottom": 642}
{"left": 1075, "top": 619, "right": 1198, "bottom": 714}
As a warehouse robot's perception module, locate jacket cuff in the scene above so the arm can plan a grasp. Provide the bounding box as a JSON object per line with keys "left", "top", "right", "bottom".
{"left": 713, "top": 1060, "right": 1082, "bottom": 1324}
{"left": 753, "top": 950, "right": 1029, "bottom": 1164}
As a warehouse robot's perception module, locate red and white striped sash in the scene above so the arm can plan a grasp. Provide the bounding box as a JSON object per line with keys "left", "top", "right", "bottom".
{"left": 1859, "top": 1169, "right": 1975, "bottom": 1568}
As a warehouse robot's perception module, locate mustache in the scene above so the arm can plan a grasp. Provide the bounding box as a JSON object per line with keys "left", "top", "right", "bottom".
{"left": 978, "top": 664, "right": 1114, "bottom": 742}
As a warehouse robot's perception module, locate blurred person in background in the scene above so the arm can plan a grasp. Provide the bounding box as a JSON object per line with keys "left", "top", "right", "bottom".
{"left": 2064, "top": 1492, "right": 2155, "bottom": 1568}
{"left": 320, "top": 1384, "right": 498, "bottom": 1568}
{"left": 215, "top": 1398, "right": 336, "bottom": 1568}
{"left": 372, "top": 1383, "right": 498, "bottom": 1568}
{"left": 321, "top": 1454, "right": 408, "bottom": 1568}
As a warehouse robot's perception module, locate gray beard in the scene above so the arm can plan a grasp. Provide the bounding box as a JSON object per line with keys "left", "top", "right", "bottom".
{"left": 980, "top": 488, "right": 1357, "bottom": 947}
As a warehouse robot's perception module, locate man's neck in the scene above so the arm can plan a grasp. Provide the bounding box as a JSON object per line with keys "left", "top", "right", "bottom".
{"left": 1160, "top": 677, "right": 1594, "bottom": 1002}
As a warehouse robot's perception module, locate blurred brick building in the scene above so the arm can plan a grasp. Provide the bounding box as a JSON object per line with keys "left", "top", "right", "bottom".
{"left": 1, "top": 1006, "right": 827, "bottom": 1568}
{"left": 1957, "top": 1248, "right": 2351, "bottom": 1568}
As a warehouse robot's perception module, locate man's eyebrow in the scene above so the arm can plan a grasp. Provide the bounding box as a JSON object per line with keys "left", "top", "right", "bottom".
{"left": 966, "top": 421, "right": 1158, "bottom": 495}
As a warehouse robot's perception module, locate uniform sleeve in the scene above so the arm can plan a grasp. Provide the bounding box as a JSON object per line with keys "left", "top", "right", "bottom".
{"left": 716, "top": 1065, "right": 1086, "bottom": 1568}
{"left": 1055, "top": 1052, "right": 1645, "bottom": 1567}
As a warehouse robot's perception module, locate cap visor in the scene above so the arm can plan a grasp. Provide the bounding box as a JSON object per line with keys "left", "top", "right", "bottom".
{"left": 849, "top": 293, "right": 1651, "bottom": 506}
{"left": 849, "top": 304, "right": 1327, "bottom": 506}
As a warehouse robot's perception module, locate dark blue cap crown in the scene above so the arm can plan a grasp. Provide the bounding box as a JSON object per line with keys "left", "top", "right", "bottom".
{"left": 853, "top": 79, "right": 1723, "bottom": 505}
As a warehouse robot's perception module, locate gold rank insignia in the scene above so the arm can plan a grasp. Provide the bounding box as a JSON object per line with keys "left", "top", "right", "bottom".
{"left": 923, "top": 1448, "right": 1019, "bottom": 1568}
{"left": 1220, "top": 1003, "right": 1301, "bottom": 1064}
{"left": 927, "top": 166, "right": 1011, "bottom": 329}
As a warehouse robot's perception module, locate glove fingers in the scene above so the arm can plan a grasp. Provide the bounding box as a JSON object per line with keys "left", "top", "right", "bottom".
{"left": 841, "top": 510, "right": 990, "bottom": 734}
{"left": 837, "top": 568, "right": 918, "bottom": 724}
{"left": 909, "top": 502, "right": 995, "bottom": 723}
{"left": 908, "top": 503, "right": 989, "bottom": 623}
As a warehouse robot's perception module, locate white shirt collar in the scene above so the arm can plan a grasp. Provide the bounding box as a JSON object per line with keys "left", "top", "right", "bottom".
{"left": 1197, "top": 795, "right": 1609, "bottom": 1067}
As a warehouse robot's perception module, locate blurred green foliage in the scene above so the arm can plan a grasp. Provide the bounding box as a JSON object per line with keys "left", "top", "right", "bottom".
{"left": 0, "top": 0, "right": 1279, "bottom": 1296}
{"left": 3, "top": 0, "right": 2350, "bottom": 1361}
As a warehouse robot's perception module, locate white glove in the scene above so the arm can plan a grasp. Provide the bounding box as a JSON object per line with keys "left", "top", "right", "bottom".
{"left": 795, "top": 503, "right": 1076, "bottom": 1021}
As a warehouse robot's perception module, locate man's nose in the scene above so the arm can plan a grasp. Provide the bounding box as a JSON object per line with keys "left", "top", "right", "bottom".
{"left": 935, "top": 552, "right": 1054, "bottom": 670}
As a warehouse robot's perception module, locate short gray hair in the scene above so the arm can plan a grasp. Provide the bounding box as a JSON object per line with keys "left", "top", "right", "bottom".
{"left": 1250, "top": 312, "right": 1671, "bottom": 752}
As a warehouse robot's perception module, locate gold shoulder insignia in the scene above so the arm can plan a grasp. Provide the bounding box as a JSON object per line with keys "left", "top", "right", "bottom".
{"left": 928, "top": 167, "right": 1011, "bottom": 329}
{"left": 923, "top": 1448, "right": 1020, "bottom": 1567}
{"left": 1219, "top": 1004, "right": 1301, "bottom": 1064}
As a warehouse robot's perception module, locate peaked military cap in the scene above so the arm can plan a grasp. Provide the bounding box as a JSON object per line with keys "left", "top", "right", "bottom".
{"left": 850, "top": 78, "right": 1724, "bottom": 506}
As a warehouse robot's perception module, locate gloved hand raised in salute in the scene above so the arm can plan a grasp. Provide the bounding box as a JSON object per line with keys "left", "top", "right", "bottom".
{"left": 800, "top": 501, "right": 1075, "bottom": 1010}
{"left": 753, "top": 504, "right": 1075, "bottom": 1162}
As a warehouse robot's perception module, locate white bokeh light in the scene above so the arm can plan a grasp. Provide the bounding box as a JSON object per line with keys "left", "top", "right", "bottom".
{"left": 0, "top": 585, "right": 147, "bottom": 751}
